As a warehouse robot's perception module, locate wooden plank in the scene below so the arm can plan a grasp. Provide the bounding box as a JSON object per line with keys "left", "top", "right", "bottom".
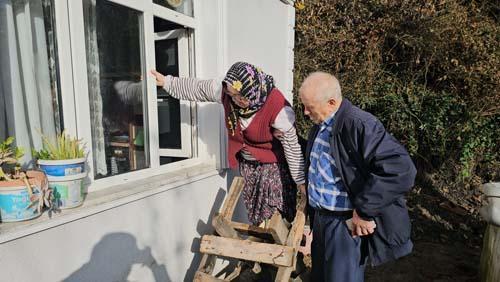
{"left": 275, "top": 266, "right": 294, "bottom": 282}
{"left": 267, "top": 212, "right": 290, "bottom": 245}
{"left": 275, "top": 209, "right": 306, "bottom": 282}
{"left": 200, "top": 235, "right": 294, "bottom": 267}
{"left": 193, "top": 271, "right": 226, "bottom": 282}
{"left": 224, "top": 261, "right": 243, "bottom": 281}
{"left": 287, "top": 211, "right": 306, "bottom": 248}
{"left": 229, "top": 221, "right": 268, "bottom": 234}
{"left": 197, "top": 254, "right": 217, "bottom": 275}
{"left": 220, "top": 177, "right": 245, "bottom": 220}
{"left": 246, "top": 235, "right": 266, "bottom": 243}
{"left": 229, "top": 221, "right": 274, "bottom": 241}
{"left": 212, "top": 213, "right": 239, "bottom": 239}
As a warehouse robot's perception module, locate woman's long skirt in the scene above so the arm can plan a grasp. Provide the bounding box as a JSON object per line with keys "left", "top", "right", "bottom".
{"left": 239, "top": 160, "right": 297, "bottom": 225}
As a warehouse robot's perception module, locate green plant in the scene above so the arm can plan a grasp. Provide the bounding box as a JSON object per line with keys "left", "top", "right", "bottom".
{"left": 33, "top": 131, "right": 85, "bottom": 160}
{"left": 0, "top": 137, "right": 24, "bottom": 181}
{"left": 0, "top": 137, "right": 53, "bottom": 213}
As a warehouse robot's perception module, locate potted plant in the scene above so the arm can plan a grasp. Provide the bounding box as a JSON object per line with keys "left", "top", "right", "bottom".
{"left": 33, "top": 131, "right": 87, "bottom": 209}
{"left": 0, "top": 137, "right": 51, "bottom": 222}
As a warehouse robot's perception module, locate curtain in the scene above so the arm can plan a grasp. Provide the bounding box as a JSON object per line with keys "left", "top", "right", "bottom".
{"left": 83, "top": 0, "right": 107, "bottom": 176}
{"left": 0, "top": 0, "right": 59, "bottom": 167}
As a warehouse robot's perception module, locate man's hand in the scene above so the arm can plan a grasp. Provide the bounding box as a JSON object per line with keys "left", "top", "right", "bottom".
{"left": 298, "top": 227, "right": 313, "bottom": 256}
{"left": 150, "top": 69, "right": 165, "bottom": 87}
{"left": 350, "top": 209, "right": 376, "bottom": 237}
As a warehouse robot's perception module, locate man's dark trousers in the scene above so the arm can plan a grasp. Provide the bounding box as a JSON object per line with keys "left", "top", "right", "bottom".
{"left": 311, "top": 210, "right": 366, "bottom": 282}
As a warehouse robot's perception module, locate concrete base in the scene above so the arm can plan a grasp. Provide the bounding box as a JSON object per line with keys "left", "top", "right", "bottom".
{"left": 480, "top": 182, "right": 500, "bottom": 226}
{"left": 480, "top": 224, "right": 500, "bottom": 282}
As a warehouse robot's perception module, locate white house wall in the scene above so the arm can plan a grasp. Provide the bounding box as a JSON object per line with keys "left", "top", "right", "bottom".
{"left": 0, "top": 174, "right": 226, "bottom": 282}
{"left": 225, "top": 0, "right": 295, "bottom": 102}
{"left": 194, "top": 0, "right": 227, "bottom": 168}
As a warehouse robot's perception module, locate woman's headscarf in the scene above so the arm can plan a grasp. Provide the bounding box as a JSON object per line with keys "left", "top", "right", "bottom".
{"left": 223, "top": 62, "right": 275, "bottom": 135}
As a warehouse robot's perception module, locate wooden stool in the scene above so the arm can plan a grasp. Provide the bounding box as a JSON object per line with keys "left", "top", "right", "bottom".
{"left": 194, "top": 177, "right": 307, "bottom": 282}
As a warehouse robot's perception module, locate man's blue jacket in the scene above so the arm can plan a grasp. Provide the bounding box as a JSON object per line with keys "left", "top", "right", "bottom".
{"left": 304, "top": 98, "right": 417, "bottom": 266}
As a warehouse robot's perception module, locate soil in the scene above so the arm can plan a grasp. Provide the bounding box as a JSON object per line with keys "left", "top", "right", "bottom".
{"left": 362, "top": 183, "right": 484, "bottom": 282}
{"left": 236, "top": 182, "right": 486, "bottom": 281}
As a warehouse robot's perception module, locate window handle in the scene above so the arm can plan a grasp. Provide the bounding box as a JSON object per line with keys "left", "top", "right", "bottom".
{"left": 157, "top": 98, "right": 164, "bottom": 102}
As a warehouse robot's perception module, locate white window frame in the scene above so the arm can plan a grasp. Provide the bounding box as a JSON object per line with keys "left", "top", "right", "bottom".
{"left": 155, "top": 29, "right": 192, "bottom": 158}
{"left": 57, "top": 0, "right": 200, "bottom": 191}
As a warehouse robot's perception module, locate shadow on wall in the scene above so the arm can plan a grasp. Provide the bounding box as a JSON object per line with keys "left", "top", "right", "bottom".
{"left": 63, "top": 232, "right": 171, "bottom": 282}
{"left": 183, "top": 187, "right": 227, "bottom": 281}
{"left": 183, "top": 170, "right": 250, "bottom": 281}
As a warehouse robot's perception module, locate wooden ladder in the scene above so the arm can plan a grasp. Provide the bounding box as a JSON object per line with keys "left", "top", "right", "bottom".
{"left": 194, "top": 176, "right": 307, "bottom": 282}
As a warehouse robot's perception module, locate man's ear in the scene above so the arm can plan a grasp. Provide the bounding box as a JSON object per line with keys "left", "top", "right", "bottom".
{"left": 328, "top": 98, "right": 337, "bottom": 107}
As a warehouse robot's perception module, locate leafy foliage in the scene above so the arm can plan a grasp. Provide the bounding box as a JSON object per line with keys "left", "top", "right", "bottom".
{"left": 0, "top": 137, "right": 24, "bottom": 181}
{"left": 294, "top": 0, "right": 499, "bottom": 211}
{"left": 33, "top": 131, "right": 85, "bottom": 160}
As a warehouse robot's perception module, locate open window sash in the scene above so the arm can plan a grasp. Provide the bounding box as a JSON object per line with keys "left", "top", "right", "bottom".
{"left": 154, "top": 29, "right": 192, "bottom": 159}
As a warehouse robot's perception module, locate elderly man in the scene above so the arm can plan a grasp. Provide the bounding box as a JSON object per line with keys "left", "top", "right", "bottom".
{"left": 300, "top": 72, "right": 416, "bottom": 281}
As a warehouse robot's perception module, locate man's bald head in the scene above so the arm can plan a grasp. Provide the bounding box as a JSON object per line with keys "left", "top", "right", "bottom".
{"left": 299, "top": 72, "right": 342, "bottom": 103}
{"left": 298, "top": 72, "right": 343, "bottom": 124}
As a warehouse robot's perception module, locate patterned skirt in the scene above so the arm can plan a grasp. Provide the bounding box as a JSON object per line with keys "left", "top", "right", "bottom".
{"left": 239, "top": 159, "right": 297, "bottom": 225}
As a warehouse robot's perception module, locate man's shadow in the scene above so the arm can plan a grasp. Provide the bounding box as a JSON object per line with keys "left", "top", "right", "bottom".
{"left": 63, "top": 232, "right": 170, "bottom": 282}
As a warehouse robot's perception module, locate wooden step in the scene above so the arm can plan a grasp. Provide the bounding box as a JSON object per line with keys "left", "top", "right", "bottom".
{"left": 200, "top": 235, "right": 295, "bottom": 267}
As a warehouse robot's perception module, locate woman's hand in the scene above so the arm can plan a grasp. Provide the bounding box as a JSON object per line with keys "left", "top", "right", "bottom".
{"left": 297, "top": 183, "right": 307, "bottom": 196}
{"left": 273, "top": 129, "right": 284, "bottom": 139}
{"left": 150, "top": 70, "right": 166, "bottom": 87}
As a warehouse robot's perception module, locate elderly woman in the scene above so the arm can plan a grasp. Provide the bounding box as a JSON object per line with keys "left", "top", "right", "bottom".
{"left": 151, "top": 62, "right": 305, "bottom": 226}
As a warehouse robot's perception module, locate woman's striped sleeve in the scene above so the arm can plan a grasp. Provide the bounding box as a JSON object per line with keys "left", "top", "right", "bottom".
{"left": 163, "top": 76, "right": 221, "bottom": 103}
{"left": 279, "top": 126, "right": 306, "bottom": 185}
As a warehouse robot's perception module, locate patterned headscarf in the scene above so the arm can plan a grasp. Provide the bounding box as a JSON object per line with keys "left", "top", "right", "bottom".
{"left": 223, "top": 62, "right": 275, "bottom": 135}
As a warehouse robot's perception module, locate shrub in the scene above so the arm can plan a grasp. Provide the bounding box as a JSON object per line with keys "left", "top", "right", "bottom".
{"left": 294, "top": 0, "right": 499, "bottom": 212}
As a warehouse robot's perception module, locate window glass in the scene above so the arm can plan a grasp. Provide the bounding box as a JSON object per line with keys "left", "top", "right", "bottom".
{"left": 154, "top": 16, "right": 191, "bottom": 163}
{"left": 153, "top": 0, "right": 193, "bottom": 17}
{"left": 156, "top": 38, "right": 182, "bottom": 149}
{"left": 0, "top": 0, "right": 62, "bottom": 166}
{"left": 83, "top": 0, "right": 149, "bottom": 179}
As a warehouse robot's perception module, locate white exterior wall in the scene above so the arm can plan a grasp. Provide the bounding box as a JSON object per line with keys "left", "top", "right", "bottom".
{"left": 0, "top": 1, "right": 295, "bottom": 281}
{"left": 0, "top": 174, "right": 226, "bottom": 282}
{"left": 225, "top": 0, "right": 295, "bottom": 102}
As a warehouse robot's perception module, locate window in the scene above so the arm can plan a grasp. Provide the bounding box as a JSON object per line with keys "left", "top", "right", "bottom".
{"left": 66, "top": 0, "right": 197, "bottom": 186}
{"left": 0, "top": 0, "right": 61, "bottom": 165}
{"left": 0, "top": 0, "right": 199, "bottom": 187}
{"left": 82, "top": 0, "right": 149, "bottom": 179}
{"left": 154, "top": 18, "right": 192, "bottom": 160}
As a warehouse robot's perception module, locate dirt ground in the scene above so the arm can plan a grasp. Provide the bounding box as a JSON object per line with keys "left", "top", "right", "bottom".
{"left": 236, "top": 182, "right": 486, "bottom": 281}
{"left": 363, "top": 181, "right": 485, "bottom": 282}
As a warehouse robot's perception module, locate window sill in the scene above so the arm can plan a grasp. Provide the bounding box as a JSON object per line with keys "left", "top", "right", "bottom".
{"left": 0, "top": 162, "right": 221, "bottom": 244}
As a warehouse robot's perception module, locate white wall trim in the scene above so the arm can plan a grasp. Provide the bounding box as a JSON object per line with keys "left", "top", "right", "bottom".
{"left": 286, "top": 5, "right": 296, "bottom": 104}
{"left": 54, "top": 0, "right": 77, "bottom": 136}
{"left": 216, "top": 0, "right": 229, "bottom": 170}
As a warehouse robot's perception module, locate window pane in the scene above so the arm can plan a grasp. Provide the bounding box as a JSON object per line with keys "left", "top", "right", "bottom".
{"left": 0, "top": 0, "right": 62, "bottom": 166}
{"left": 153, "top": 0, "right": 193, "bottom": 17}
{"left": 156, "top": 38, "right": 182, "bottom": 149}
{"left": 83, "top": 0, "right": 148, "bottom": 179}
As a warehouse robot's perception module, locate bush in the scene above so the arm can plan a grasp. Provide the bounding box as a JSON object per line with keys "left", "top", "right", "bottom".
{"left": 294, "top": 0, "right": 499, "bottom": 212}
